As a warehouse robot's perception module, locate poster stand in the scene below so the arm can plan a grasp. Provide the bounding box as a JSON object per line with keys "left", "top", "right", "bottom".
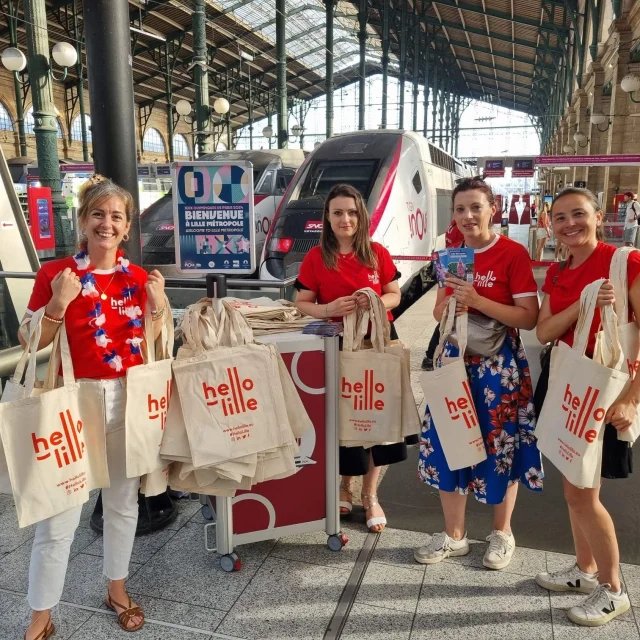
{"left": 198, "top": 334, "right": 347, "bottom": 572}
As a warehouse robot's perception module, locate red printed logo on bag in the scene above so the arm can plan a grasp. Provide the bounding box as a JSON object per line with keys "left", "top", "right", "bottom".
{"left": 562, "top": 384, "right": 605, "bottom": 443}
{"left": 202, "top": 367, "right": 257, "bottom": 416}
{"left": 445, "top": 381, "right": 479, "bottom": 429}
{"left": 626, "top": 358, "right": 640, "bottom": 377}
{"left": 32, "top": 409, "right": 85, "bottom": 468}
{"left": 148, "top": 380, "right": 171, "bottom": 430}
{"left": 341, "top": 370, "right": 385, "bottom": 410}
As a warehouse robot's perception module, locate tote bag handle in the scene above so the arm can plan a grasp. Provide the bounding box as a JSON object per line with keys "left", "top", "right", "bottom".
{"left": 433, "top": 297, "right": 468, "bottom": 362}
{"left": 610, "top": 247, "right": 634, "bottom": 321}
{"left": 11, "top": 307, "right": 46, "bottom": 394}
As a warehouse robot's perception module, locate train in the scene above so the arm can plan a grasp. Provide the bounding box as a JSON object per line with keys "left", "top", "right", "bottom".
{"left": 140, "top": 149, "right": 306, "bottom": 275}
{"left": 260, "top": 130, "right": 472, "bottom": 301}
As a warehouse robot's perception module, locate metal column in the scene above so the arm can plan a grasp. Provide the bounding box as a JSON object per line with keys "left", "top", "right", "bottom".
{"left": 193, "top": 0, "right": 211, "bottom": 157}
{"left": 326, "top": 0, "right": 334, "bottom": 139}
{"left": 438, "top": 64, "right": 445, "bottom": 148}
{"left": 423, "top": 42, "right": 430, "bottom": 138}
{"left": 398, "top": 0, "right": 407, "bottom": 129}
{"left": 165, "top": 43, "right": 175, "bottom": 162}
{"left": 381, "top": 0, "right": 390, "bottom": 129}
{"left": 248, "top": 72, "right": 254, "bottom": 149}
{"left": 444, "top": 76, "right": 451, "bottom": 153}
{"left": 6, "top": 1, "right": 26, "bottom": 157}
{"left": 25, "top": 0, "right": 71, "bottom": 257}
{"left": 358, "top": 0, "right": 367, "bottom": 130}
{"left": 431, "top": 53, "right": 438, "bottom": 142}
{"left": 226, "top": 71, "right": 232, "bottom": 150}
{"left": 276, "top": 0, "right": 288, "bottom": 148}
{"left": 83, "top": 0, "right": 141, "bottom": 264}
{"left": 412, "top": 15, "right": 419, "bottom": 132}
{"left": 73, "top": 0, "right": 89, "bottom": 162}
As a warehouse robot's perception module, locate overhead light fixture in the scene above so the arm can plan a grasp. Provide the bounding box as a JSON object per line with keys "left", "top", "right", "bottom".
{"left": 213, "top": 97, "right": 230, "bottom": 115}
{"left": 240, "top": 51, "right": 254, "bottom": 62}
{"left": 621, "top": 73, "right": 640, "bottom": 103}
{"left": 1, "top": 47, "right": 26, "bottom": 72}
{"left": 262, "top": 125, "right": 274, "bottom": 139}
{"left": 130, "top": 26, "right": 166, "bottom": 42}
{"left": 176, "top": 99, "right": 192, "bottom": 117}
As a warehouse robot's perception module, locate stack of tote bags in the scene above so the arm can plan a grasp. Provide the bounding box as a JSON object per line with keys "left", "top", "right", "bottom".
{"left": 338, "top": 288, "right": 421, "bottom": 448}
{"left": 222, "top": 297, "right": 313, "bottom": 335}
{"left": 160, "top": 298, "right": 313, "bottom": 496}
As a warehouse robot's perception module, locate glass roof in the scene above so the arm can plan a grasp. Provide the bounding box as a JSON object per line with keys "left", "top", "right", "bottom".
{"left": 210, "top": 0, "right": 387, "bottom": 80}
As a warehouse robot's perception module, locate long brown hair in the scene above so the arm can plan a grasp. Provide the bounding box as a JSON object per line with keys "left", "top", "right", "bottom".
{"left": 320, "top": 184, "right": 377, "bottom": 271}
{"left": 551, "top": 186, "right": 604, "bottom": 242}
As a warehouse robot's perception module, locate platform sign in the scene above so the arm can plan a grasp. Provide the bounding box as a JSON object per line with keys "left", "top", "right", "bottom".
{"left": 172, "top": 161, "right": 255, "bottom": 274}
{"left": 484, "top": 159, "right": 505, "bottom": 177}
{"left": 512, "top": 158, "right": 535, "bottom": 177}
{"left": 536, "top": 154, "right": 640, "bottom": 167}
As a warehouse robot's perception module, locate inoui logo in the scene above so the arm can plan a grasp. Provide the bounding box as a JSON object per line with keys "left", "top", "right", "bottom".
{"left": 408, "top": 209, "right": 427, "bottom": 240}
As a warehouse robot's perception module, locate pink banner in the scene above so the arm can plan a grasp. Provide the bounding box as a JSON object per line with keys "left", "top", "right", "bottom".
{"left": 536, "top": 155, "right": 640, "bottom": 166}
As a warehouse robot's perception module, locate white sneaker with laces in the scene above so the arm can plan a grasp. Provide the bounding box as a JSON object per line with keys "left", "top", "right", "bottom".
{"left": 535, "top": 563, "right": 599, "bottom": 593}
{"left": 567, "top": 583, "right": 630, "bottom": 627}
{"left": 414, "top": 531, "right": 470, "bottom": 565}
{"left": 483, "top": 530, "right": 515, "bottom": 570}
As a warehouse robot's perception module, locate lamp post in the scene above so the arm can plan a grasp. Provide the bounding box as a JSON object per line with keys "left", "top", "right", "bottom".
{"left": 213, "top": 97, "right": 231, "bottom": 149}
{"left": 589, "top": 113, "right": 611, "bottom": 132}
{"left": 573, "top": 131, "right": 589, "bottom": 149}
{"left": 23, "top": 0, "right": 79, "bottom": 257}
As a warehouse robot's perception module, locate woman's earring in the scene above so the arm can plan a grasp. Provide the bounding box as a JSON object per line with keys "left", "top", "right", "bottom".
{"left": 123, "top": 233, "right": 130, "bottom": 242}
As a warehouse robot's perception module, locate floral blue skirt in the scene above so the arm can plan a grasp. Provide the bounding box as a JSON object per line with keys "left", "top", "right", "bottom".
{"left": 418, "top": 330, "right": 543, "bottom": 504}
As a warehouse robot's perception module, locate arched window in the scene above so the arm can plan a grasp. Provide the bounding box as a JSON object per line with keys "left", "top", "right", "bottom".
{"left": 173, "top": 133, "right": 190, "bottom": 158}
{"left": 24, "top": 106, "right": 63, "bottom": 138}
{"left": 71, "top": 114, "right": 92, "bottom": 142}
{"left": 143, "top": 127, "right": 165, "bottom": 153}
{"left": 0, "top": 103, "right": 12, "bottom": 131}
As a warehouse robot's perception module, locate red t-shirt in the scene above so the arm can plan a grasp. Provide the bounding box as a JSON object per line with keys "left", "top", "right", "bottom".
{"left": 296, "top": 243, "right": 399, "bottom": 321}
{"left": 446, "top": 235, "right": 538, "bottom": 312}
{"left": 27, "top": 256, "right": 148, "bottom": 379}
{"left": 445, "top": 221, "right": 464, "bottom": 248}
{"left": 542, "top": 242, "right": 640, "bottom": 355}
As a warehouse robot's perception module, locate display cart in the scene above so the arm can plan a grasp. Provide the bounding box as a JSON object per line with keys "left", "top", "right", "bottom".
{"left": 199, "top": 332, "right": 347, "bottom": 572}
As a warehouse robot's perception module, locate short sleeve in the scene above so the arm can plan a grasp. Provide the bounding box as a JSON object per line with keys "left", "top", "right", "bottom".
{"left": 541, "top": 262, "right": 559, "bottom": 296}
{"left": 376, "top": 245, "right": 398, "bottom": 286}
{"left": 508, "top": 244, "right": 538, "bottom": 298}
{"left": 627, "top": 250, "right": 640, "bottom": 288}
{"left": 296, "top": 249, "right": 320, "bottom": 293}
{"left": 26, "top": 267, "right": 54, "bottom": 314}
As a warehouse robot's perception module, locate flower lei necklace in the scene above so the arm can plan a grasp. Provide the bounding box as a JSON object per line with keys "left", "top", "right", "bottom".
{"left": 73, "top": 248, "right": 143, "bottom": 373}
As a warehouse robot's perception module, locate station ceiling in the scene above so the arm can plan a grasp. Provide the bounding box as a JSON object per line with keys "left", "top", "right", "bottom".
{"left": 5, "top": 1, "right": 576, "bottom": 130}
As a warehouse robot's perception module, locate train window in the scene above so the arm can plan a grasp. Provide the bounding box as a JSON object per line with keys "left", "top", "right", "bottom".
{"left": 297, "top": 160, "right": 377, "bottom": 200}
{"left": 436, "top": 188, "right": 453, "bottom": 236}
{"left": 412, "top": 170, "right": 423, "bottom": 194}
{"left": 275, "top": 169, "right": 294, "bottom": 195}
{"left": 256, "top": 169, "right": 275, "bottom": 195}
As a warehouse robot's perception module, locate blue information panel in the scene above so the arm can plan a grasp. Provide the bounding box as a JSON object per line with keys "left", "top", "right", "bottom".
{"left": 172, "top": 161, "right": 255, "bottom": 274}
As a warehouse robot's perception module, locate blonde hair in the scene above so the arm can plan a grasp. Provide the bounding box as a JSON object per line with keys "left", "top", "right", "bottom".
{"left": 77, "top": 175, "right": 136, "bottom": 246}
{"left": 320, "top": 183, "right": 377, "bottom": 271}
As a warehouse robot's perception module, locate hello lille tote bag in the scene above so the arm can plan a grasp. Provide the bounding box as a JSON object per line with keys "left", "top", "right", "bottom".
{"left": 537, "top": 279, "right": 629, "bottom": 489}
{"left": 419, "top": 298, "right": 486, "bottom": 471}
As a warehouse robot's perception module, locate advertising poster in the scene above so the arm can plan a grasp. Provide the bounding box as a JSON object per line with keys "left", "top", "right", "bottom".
{"left": 172, "top": 161, "right": 255, "bottom": 274}
{"left": 37, "top": 198, "right": 51, "bottom": 238}
{"left": 484, "top": 159, "right": 505, "bottom": 177}
{"left": 512, "top": 158, "right": 535, "bottom": 177}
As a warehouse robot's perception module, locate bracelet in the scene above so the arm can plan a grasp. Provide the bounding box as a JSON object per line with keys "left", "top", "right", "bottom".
{"left": 151, "top": 306, "right": 165, "bottom": 319}
{"left": 44, "top": 314, "right": 63, "bottom": 324}
{"left": 325, "top": 304, "right": 330, "bottom": 319}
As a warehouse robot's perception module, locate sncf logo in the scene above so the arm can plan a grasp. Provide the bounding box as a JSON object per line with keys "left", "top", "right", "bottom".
{"left": 562, "top": 384, "right": 604, "bottom": 444}
{"left": 148, "top": 380, "right": 171, "bottom": 430}
{"left": 341, "top": 370, "right": 385, "bottom": 410}
{"left": 32, "top": 410, "right": 85, "bottom": 468}
{"left": 445, "top": 381, "right": 479, "bottom": 429}
{"left": 202, "top": 367, "right": 257, "bottom": 416}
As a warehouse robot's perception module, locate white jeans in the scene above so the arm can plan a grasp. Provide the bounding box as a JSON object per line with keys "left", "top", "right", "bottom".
{"left": 28, "top": 379, "right": 140, "bottom": 611}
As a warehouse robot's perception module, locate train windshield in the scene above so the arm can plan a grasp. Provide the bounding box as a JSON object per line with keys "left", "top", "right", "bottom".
{"left": 294, "top": 159, "right": 378, "bottom": 201}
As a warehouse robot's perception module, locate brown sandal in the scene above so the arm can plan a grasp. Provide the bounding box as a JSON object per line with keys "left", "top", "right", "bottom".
{"left": 24, "top": 617, "right": 55, "bottom": 640}
{"left": 105, "top": 593, "right": 145, "bottom": 632}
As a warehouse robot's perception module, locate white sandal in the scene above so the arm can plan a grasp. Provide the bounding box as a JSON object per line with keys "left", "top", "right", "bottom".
{"left": 362, "top": 493, "right": 387, "bottom": 532}
{"left": 339, "top": 481, "right": 354, "bottom": 515}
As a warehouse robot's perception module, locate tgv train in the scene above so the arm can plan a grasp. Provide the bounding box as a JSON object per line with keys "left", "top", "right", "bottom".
{"left": 260, "top": 130, "right": 472, "bottom": 300}
{"left": 140, "top": 149, "right": 306, "bottom": 275}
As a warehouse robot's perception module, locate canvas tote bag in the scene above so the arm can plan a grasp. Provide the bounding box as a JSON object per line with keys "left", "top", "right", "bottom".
{"left": 537, "top": 279, "right": 629, "bottom": 489}
{"left": 171, "top": 302, "right": 287, "bottom": 468}
{"left": 419, "top": 298, "right": 486, "bottom": 470}
{"left": 125, "top": 297, "right": 174, "bottom": 478}
{"left": 0, "top": 315, "right": 109, "bottom": 527}
{"left": 339, "top": 291, "right": 402, "bottom": 446}
{"left": 594, "top": 247, "right": 640, "bottom": 443}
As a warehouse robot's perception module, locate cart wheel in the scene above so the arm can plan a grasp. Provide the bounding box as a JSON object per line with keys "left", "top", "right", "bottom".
{"left": 201, "top": 504, "right": 214, "bottom": 521}
{"left": 220, "top": 552, "right": 242, "bottom": 572}
{"left": 327, "top": 533, "right": 348, "bottom": 552}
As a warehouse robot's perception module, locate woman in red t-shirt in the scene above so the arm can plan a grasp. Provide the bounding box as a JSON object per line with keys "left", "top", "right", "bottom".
{"left": 20, "top": 176, "right": 166, "bottom": 640}
{"left": 534, "top": 187, "right": 640, "bottom": 627}
{"left": 295, "top": 183, "right": 403, "bottom": 533}
{"left": 415, "top": 177, "right": 542, "bottom": 572}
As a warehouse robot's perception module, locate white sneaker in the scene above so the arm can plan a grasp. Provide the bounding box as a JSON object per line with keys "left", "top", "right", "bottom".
{"left": 483, "top": 530, "right": 515, "bottom": 570}
{"left": 535, "top": 563, "right": 599, "bottom": 594}
{"left": 567, "top": 584, "right": 630, "bottom": 627}
{"left": 414, "top": 531, "right": 470, "bottom": 565}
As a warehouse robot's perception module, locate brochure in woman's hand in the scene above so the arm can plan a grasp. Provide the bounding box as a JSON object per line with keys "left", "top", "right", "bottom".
{"left": 432, "top": 247, "right": 475, "bottom": 288}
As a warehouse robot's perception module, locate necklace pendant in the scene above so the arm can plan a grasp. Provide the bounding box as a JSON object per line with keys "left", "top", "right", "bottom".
{"left": 100, "top": 293, "right": 108, "bottom": 301}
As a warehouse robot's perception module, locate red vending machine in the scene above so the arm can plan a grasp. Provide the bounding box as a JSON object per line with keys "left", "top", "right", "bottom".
{"left": 27, "top": 186, "right": 55, "bottom": 259}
